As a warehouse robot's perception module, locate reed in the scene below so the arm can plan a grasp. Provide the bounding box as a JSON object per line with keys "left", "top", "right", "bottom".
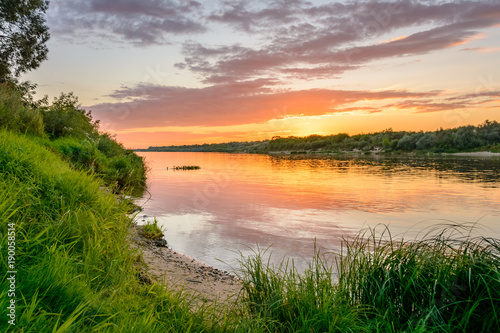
{"left": 336, "top": 224, "right": 500, "bottom": 332}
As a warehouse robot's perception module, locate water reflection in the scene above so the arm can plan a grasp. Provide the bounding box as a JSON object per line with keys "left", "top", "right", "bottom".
{"left": 136, "top": 152, "right": 500, "bottom": 272}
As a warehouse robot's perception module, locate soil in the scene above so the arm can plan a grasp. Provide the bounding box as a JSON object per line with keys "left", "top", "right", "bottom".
{"left": 129, "top": 224, "right": 244, "bottom": 308}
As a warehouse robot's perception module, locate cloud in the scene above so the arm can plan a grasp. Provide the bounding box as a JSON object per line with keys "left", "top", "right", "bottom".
{"left": 47, "top": 0, "right": 205, "bottom": 45}
{"left": 177, "top": 0, "right": 500, "bottom": 83}
{"left": 90, "top": 80, "right": 439, "bottom": 130}
{"left": 461, "top": 47, "right": 500, "bottom": 53}
{"left": 48, "top": 0, "right": 500, "bottom": 77}
{"left": 385, "top": 90, "right": 500, "bottom": 113}
{"left": 48, "top": 0, "right": 500, "bottom": 136}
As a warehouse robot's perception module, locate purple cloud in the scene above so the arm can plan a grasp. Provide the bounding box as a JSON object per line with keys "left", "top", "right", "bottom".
{"left": 48, "top": 0, "right": 205, "bottom": 45}
{"left": 177, "top": 0, "right": 500, "bottom": 83}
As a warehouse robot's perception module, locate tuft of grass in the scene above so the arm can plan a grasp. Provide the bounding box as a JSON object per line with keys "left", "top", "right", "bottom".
{"left": 238, "top": 246, "right": 372, "bottom": 332}
{"left": 142, "top": 219, "right": 164, "bottom": 240}
{"left": 171, "top": 165, "right": 201, "bottom": 170}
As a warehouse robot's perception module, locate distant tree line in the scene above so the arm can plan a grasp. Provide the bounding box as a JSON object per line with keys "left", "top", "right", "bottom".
{"left": 140, "top": 120, "right": 500, "bottom": 154}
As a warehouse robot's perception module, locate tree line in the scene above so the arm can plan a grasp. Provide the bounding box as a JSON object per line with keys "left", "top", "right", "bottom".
{"left": 141, "top": 121, "right": 500, "bottom": 154}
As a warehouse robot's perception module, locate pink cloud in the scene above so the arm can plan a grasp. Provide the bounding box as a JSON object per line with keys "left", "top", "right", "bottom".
{"left": 90, "top": 81, "right": 440, "bottom": 130}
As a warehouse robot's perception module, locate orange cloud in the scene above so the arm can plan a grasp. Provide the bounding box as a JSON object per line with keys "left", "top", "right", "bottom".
{"left": 380, "top": 35, "right": 408, "bottom": 44}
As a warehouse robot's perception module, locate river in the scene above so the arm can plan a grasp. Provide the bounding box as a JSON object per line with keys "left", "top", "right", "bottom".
{"left": 135, "top": 152, "right": 500, "bottom": 272}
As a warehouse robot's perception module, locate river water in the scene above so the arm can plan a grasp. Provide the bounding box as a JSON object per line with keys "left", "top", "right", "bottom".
{"left": 135, "top": 152, "right": 500, "bottom": 272}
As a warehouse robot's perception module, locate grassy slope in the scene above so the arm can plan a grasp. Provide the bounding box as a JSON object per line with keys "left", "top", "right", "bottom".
{"left": 0, "top": 130, "right": 218, "bottom": 332}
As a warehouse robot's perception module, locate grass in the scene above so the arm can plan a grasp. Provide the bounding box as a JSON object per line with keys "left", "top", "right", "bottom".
{"left": 0, "top": 130, "right": 219, "bottom": 332}
{"left": 237, "top": 224, "right": 500, "bottom": 332}
{"left": 142, "top": 219, "right": 164, "bottom": 240}
{"left": 172, "top": 165, "right": 201, "bottom": 170}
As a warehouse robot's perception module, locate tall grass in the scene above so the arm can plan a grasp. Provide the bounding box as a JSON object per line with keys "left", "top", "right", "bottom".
{"left": 238, "top": 246, "right": 373, "bottom": 332}
{"left": 337, "top": 224, "right": 500, "bottom": 332}
{"left": 239, "top": 225, "right": 500, "bottom": 332}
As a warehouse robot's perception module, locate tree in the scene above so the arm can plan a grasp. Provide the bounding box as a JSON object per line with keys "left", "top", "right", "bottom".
{"left": 397, "top": 132, "right": 423, "bottom": 151}
{"left": 42, "top": 92, "right": 99, "bottom": 139}
{"left": 416, "top": 133, "right": 435, "bottom": 150}
{"left": 0, "top": 0, "right": 50, "bottom": 82}
{"left": 454, "top": 126, "right": 483, "bottom": 150}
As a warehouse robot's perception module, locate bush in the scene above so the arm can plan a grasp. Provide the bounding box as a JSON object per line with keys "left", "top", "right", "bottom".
{"left": 0, "top": 84, "right": 44, "bottom": 135}
{"left": 42, "top": 92, "right": 98, "bottom": 140}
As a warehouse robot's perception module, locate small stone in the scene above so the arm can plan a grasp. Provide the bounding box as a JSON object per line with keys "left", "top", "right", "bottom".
{"left": 154, "top": 239, "right": 168, "bottom": 247}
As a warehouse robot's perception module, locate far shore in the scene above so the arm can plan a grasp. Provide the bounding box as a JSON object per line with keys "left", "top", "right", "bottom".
{"left": 447, "top": 151, "right": 500, "bottom": 157}
{"left": 137, "top": 149, "right": 500, "bottom": 157}
{"left": 269, "top": 150, "right": 500, "bottom": 157}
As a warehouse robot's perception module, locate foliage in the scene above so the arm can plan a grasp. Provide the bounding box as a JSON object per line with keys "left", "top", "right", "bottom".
{"left": 0, "top": 83, "right": 44, "bottom": 135}
{"left": 0, "top": 0, "right": 50, "bottom": 82}
{"left": 42, "top": 92, "right": 99, "bottom": 140}
{"left": 143, "top": 120, "right": 500, "bottom": 154}
{"left": 0, "top": 84, "right": 147, "bottom": 191}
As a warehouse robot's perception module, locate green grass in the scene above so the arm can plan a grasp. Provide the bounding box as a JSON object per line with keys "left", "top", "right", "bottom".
{"left": 237, "top": 246, "right": 372, "bottom": 332}
{"left": 237, "top": 225, "right": 500, "bottom": 332}
{"left": 142, "top": 219, "right": 164, "bottom": 240}
{"left": 0, "top": 130, "right": 220, "bottom": 332}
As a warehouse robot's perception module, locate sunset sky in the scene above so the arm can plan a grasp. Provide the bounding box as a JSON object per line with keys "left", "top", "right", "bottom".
{"left": 24, "top": 0, "right": 500, "bottom": 148}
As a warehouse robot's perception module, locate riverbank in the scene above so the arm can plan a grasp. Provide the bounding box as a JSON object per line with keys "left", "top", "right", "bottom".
{"left": 269, "top": 150, "right": 500, "bottom": 157}
{"left": 2, "top": 127, "right": 500, "bottom": 331}
{"left": 129, "top": 224, "right": 243, "bottom": 308}
{"left": 449, "top": 151, "right": 500, "bottom": 157}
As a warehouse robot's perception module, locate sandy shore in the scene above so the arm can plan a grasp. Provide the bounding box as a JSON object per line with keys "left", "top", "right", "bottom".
{"left": 129, "top": 224, "right": 244, "bottom": 308}
{"left": 449, "top": 151, "right": 500, "bottom": 157}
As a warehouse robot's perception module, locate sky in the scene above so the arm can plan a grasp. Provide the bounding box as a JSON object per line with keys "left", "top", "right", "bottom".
{"left": 24, "top": 0, "right": 500, "bottom": 148}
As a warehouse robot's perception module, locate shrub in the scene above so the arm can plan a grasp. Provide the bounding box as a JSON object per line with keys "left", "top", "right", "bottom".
{"left": 0, "top": 84, "right": 44, "bottom": 135}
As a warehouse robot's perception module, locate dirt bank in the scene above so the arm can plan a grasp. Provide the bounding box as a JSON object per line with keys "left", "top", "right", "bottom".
{"left": 129, "top": 224, "right": 244, "bottom": 308}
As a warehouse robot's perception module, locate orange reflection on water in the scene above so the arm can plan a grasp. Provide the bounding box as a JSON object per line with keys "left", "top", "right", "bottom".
{"left": 136, "top": 152, "right": 500, "bottom": 271}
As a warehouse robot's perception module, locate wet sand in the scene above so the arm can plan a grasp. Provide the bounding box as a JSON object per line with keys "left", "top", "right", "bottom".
{"left": 129, "top": 224, "right": 244, "bottom": 308}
